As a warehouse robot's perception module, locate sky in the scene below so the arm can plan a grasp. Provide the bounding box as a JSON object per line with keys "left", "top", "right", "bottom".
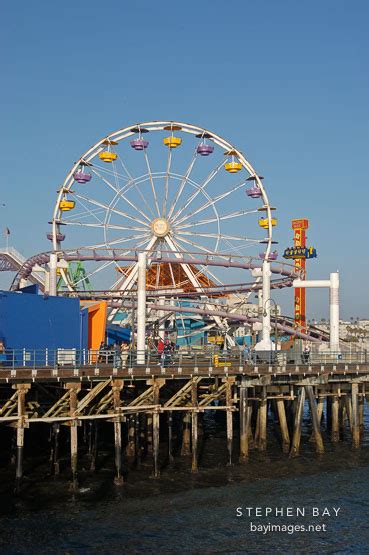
{"left": 1, "top": 0, "right": 368, "bottom": 320}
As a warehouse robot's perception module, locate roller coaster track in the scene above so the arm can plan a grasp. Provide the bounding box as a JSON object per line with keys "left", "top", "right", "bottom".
{"left": 0, "top": 248, "right": 45, "bottom": 289}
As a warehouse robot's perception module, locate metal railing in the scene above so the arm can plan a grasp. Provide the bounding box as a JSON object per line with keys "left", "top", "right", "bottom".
{"left": 0, "top": 347, "right": 368, "bottom": 371}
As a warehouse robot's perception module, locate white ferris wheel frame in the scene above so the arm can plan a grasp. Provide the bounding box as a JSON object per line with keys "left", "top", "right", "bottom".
{"left": 51, "top": 121, "right": 274, "bottom": 340}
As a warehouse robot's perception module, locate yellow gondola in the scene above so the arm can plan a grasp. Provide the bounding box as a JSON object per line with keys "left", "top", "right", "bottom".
{"left": 224, "top": 161, "right": 242, "bottom": 173}
{"left": 163, "top": 136, "right": 182, "bottom": 148}
{"left": 59, "top": 199, "right": 75, "bottom": 211}
{"left": 259, "top": 217, "right": 277, "bottom": 229}
{"left": 99, "top": 151, "right": 118, "bottom": 163}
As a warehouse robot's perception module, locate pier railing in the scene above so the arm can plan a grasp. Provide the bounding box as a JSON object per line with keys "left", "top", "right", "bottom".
{"left": 0, "top": 347, "right": 367, "bottom": 370}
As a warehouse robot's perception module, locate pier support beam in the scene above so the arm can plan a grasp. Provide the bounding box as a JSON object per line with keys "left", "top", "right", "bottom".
{"left": 191, "top": 381, "right": 198, "bottom": 473}
{"left": 67, "top": 383, "right": 80, "bottom": 490}
{"left": 225, "top": 378, "right": 234, "bottom": 465}
{"left": 239, "top": 378, "right": 249, "bottom": 462}
{"left": 126, "top": 415, "right": 136, "bottom": 459}
{"left": 351, "top": 383, "right": 360, "bottom": 449}
{"left": 290, "top": 387, "right": 305, "bottom": 458}
{"left": 146, "top": 413, "right": 153, "bottom": 455}
{"left": 181, "top": 413, "right": 191, "bottom": 456}
{"left": 331, "top": 392, "right": 340, "bottom": 442}
{"left": 258, "top": 386, "right": 267, "bottom": 452}
{"left": 359, "top": 384, "right": 365, "bottom": 436}
{"left": 14, "top": 385, "right": 29, "bottom": 494}
{"left": 52, "top": 423, "right": 60, "bottom": 475}
{"left": 167, "top": 411, "right": 174, "bottom": 465}
{"left": 306, "top": 386, "right": 324, "bottom": 454}
{"left": 112, "top": 380, "right": 124, "bottom": 485}
{"left": 48, "top": 253, "right": 58, "bottom": 297}
{"left": 152, "top": 379, "right": 160, "bottom": 478}
{"left": 136, "top": 252, "right": 147, "bottom": 365}
{"left": 276, "top": 398, "right": 290, "bottom": 453}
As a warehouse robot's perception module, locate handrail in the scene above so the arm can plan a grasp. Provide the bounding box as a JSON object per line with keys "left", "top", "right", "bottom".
{"left": 0, "top": 347, "right": 367, "bottom": 370}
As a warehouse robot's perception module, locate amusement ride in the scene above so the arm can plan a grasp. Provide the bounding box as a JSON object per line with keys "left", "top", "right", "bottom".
{"left": 8, "top": 121, "right": 341, "bottom": 350}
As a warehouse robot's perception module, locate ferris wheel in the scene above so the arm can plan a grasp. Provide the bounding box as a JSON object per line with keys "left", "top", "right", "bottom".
{"left": 50, "top": 121, "right": 276, "bottom": 341}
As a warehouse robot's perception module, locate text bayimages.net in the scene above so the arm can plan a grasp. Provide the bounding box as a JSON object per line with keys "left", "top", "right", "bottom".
{"left": 236, "top": 506, "right": 341, "bottom": 535}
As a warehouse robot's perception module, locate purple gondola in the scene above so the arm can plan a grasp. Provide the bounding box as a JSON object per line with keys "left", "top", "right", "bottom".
{"left": 47, "top": 232, "right": 65, "bottom": 242}
{"left": 197, "top": 143, "right": 214, "bottom": 156}
{"left": 130, "top": 139, "right": 149, "bottom": 150}
{"left": 246, "top": 186, "right": 262, "bottom": 198}
{"left": 259, "top": 251, "right": 278, "bottom": 261}
{"left": 73, "top": 171, "right": 92, "bottom": 184}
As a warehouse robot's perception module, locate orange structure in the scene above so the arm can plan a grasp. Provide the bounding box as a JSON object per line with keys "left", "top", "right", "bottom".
{"left": 291, "top": 219, "right": 308, "bottom": 333}
{"left": 80, "top": 300, "right": 108, "bottom": 350}
{"left": 116, "top": 263, "right": 216, "bottom": 292}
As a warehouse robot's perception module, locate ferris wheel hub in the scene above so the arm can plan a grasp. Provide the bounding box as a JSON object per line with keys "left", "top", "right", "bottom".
{"left": 151, "top": 217, "right": 170, "bottom": 238}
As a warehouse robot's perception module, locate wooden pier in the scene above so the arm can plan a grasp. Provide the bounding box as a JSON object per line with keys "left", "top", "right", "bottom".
{"left": 1, "top": 357, "right": 368, "bottom": 492}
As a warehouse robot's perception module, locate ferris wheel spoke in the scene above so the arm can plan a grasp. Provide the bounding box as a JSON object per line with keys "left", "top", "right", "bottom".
{"left": 116, "top": 156, "right": 134, "bottom": 181}
{"left": 61, "top": 221, "right": 148, "bottom": 232}
{"left": 109, "top": 236, "right": 155, "bottom": 291}
{"left": 90, "top": 167, "right": 121, "bottom": 195}
{"left": 116, "top": 157, "right": 157, "bottom": 220}
{"left": 83, "top": 232, "right": 151, "bottom": 251}
{"left": 163, "top": 147, "right": 173, "bottom": 217}
{"left": 172, "top": 234, "right": 215, "bottom": 255}
{"left": 172, "top": 243, "right": 224, "bottom": 286}
{"left": 69, "top": 195, "right": 106, "bottom": 225}
{"left": 90, "top": 168, "right": 152, "bottom": 224}
{"left": 217, "top": 239, "right": 260, "bottom": 256}
{"left": 90, "top": 162, "right": 131, "bottom": 182}
{"left": 173, "top": 180, "right": 247, "bottom": 227}
{"left": 155, "top": 263, "right": 161, "bottom": 289}
{"left": 62, "top": 207, "right": 106, "bottom": 223}
{"left": 171, "top": 158, "right": 225, "bottom": 223}
{"left": 168, "top": 262, "right": 176, "bottom": 288}
{"left": 72, "top": 260, "right": 116, "bottom": 288}
{"left": 143, "top": 150, "right": 161, "bottom": 217}
{"left": 167, "top": 151, "right": 198, "bottom": 219}
{"left": 73, "top": 193, "right": 150, "bottom": 227}
{"left": 173, "top": 209, "right": 258, "bottom": 231}
{"left": 177, "top": 231, "right": 262, "bottom": 242}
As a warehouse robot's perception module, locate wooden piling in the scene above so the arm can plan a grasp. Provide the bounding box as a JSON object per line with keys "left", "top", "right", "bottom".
{"left": 135, "top": 414, "right": 141, "bottom": 467}
{"left": 181, "top": 413, "right": 191, "bottom": 456}
{"left": 305, "top": 386, "right": 324, "bottom": 454}
{"left": 53, "top": 423, "right": 60, "bottom": 475}
{"left": 112, "top": 380, "right": 123, "bottom": 485}
{"left": 289, "top": 387, "right": 305, "bottom": 458}
{"left": 146, "top": 413, "right": 153, "bottom": 455}
{"left": 225, "top": 378, "right": 233, "bottom": 465}
{"left": 351, "top": 383, "right": 360, "bottom": 449}
{"left": 331, "top": 392, "right": 340, "bottom": 442}
{"left": 126, "top": 415, "right": 136, "bottom": 459}
{"left": 152, "top": 379, "right": 160, "bottom": 477}
{"left": 90, "top": 422, "right": 99, "bottom": 472}
{"left": 167, "top": 411, "right": 174, "bottom": 465}
{"left": 359, "top": 384, "right": 365, "bottom": 435}
{"left": 239, "top": 378, "right": 249, "bottom": 462}
{"left": 276, "top": 398, "right": 290, "bottom": 453}
{"left": 258, "top": 386, "right": 267, "bottom": 452}
{"left": 67, "top": 383, "right": 80, "bottom": 490}
{"left": 14, "top": 385, "right": 29, "bottom": 493}
{"left": 191, "top": 381, "right": 198, "bottom": 473}
{"left": 344, "top": 395, "right": 353, "bottom": 433}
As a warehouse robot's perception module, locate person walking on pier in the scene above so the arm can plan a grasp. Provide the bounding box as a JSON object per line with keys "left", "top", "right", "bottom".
{"left": 302, "top": 344, "right": 311, "bottom": 364}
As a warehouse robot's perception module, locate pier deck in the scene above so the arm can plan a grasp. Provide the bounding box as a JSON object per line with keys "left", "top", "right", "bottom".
{"left": 0, "top": 349, "right": 368, "bottom": 492}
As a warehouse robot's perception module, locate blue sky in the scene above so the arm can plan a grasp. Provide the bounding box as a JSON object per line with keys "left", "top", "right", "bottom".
{"left": 1, "top": 0, "right": 368, "bottom": 319}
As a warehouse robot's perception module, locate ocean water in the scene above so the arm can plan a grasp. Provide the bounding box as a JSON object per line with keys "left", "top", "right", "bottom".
{"left": 0, "top": 410, "right": 368, "bottom": 554}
